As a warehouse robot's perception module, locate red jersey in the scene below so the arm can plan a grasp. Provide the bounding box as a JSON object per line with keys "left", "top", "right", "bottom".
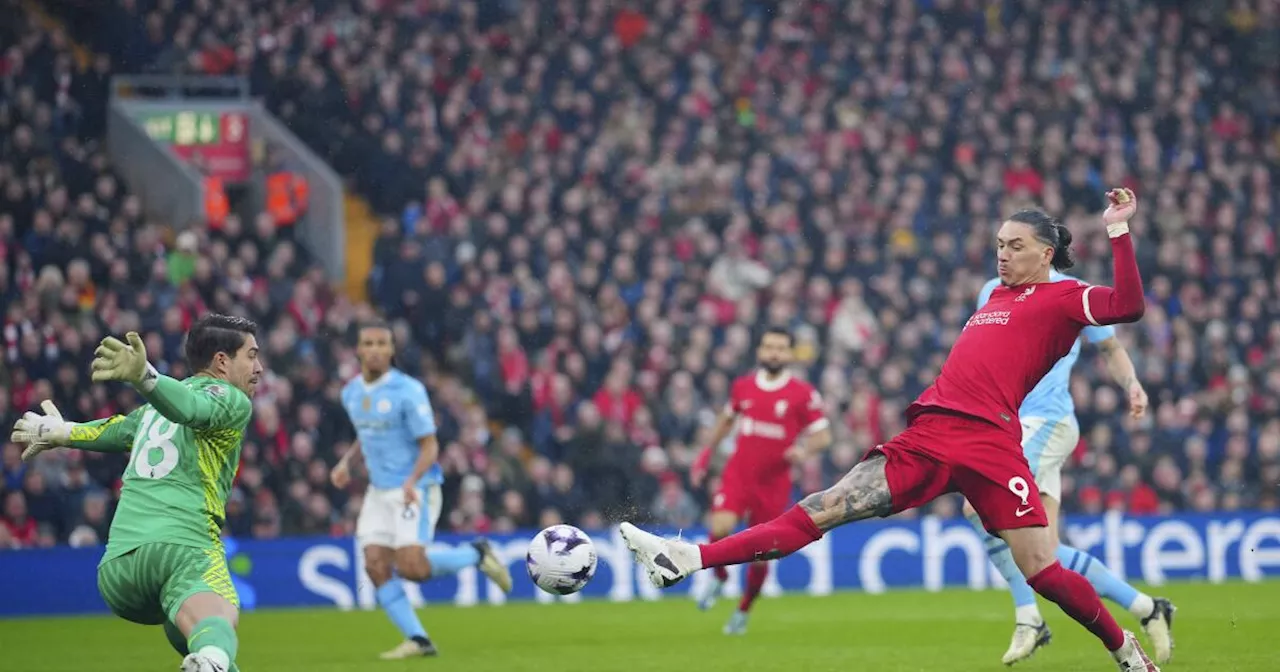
{"left": 723, "top": 372, "right": 828, "bottom": 486}
{"left": 911, "top": 236, "right": 1145, "bottom": 439}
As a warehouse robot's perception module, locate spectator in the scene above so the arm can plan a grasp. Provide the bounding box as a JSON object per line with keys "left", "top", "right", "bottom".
{"left": 650, "top": 472, "right": 700, "bottom": 529}
{"left": 71, "top": 491, "right": 112, "bottom": 545}
{"left": 21, "top": 470, "right": 62, "bottom": 539}
{"left": 2, "top": 491, "right": 37, "bottom": 547}
{"left": 593, "top": 364, "right": 643, "bottom": 430}
{"left": 0, "top": 0, "right": 1277, "bottom": 549}
{"left": 708, "top": 241, "right": 773, "bottom": 304}
{"left": 2, "top": 444, "right": 26, "bottom": 492}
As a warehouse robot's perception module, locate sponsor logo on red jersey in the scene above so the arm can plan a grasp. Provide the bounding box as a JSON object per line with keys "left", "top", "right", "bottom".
{"left": 723, "top": 372, "right": 827, "bottom": 481}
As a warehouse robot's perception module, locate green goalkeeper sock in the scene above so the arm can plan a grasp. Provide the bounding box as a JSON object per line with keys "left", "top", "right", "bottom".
{"left": 187, "top": 616, "right": 238, "bottom": 668}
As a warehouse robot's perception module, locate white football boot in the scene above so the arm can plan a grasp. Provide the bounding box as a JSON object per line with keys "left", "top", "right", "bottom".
{"left": 379, "top": 637, "right": 438, "bottom": 659}
{"left": 723, "top": 611, "right": 749, "bottom": 636}
{"left": 618, "top": 522, "right": 700, "bottom": 588}
{"left": 180, "top": 651, "right": 228, "bottom": 672}
{"left": 1112, "top": 631, "right": 1160, "bottom": 672}
{"left": 1002, "top": 621, "right": 1052, "bottom": 665}
{"left": 1139, "top": 598, "right": 1176, "bottom": 663}
{"left": 694, "top": 574, "right": 726, "bottom": 610}
{"left": 473, "top": 539, "right": 514, "bottom": 593}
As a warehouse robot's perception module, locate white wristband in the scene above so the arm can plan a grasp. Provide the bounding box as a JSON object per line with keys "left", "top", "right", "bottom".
{"left": 138, "top": 363, "right": 160, "bottom": 393}
{"left": 1106, "top": 222, "right": 1130, "bottom": 239}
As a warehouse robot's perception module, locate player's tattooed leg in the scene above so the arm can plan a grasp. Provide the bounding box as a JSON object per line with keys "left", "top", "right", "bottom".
{"left": 798, "top": 455, "right": 893, "bottom": 530}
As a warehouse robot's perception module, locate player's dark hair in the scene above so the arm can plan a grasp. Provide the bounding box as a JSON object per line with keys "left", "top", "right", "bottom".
{"left": 760, "top": 326, "right": 794, "bottom": 346}
{"left": 185, "top": 314, "right": 258, "bottom": 372}
{"left": 356, "top": 319, "right": 394, "bottom": 341}
{"left": 1009, "top": 208, "right": 1075, "bottom": 271}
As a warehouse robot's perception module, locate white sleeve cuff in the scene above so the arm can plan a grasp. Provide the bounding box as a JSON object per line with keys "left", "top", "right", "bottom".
{"left": 804, "top": 417, "right": 831, "bottom": 434}
{"left": 1081, "top": 286, "right": 1101, "bottom": 326}
{"left": 1106, "top": 222, "right": 1130, "bottom": 238}
{"left": 137, "top": 363, "right": 160, "bottom": 393}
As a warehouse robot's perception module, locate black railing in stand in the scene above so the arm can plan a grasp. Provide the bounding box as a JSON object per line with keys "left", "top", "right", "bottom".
{"left": 110, "top": 75, "right": 251, "bottom": 102}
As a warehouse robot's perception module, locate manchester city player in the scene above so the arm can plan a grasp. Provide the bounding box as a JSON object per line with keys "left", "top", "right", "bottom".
{"left": 967, "top": 272, "right": 1175, "bottom": 666}
{"left": 332, "top": 321, "right": 512, "bottom": 659}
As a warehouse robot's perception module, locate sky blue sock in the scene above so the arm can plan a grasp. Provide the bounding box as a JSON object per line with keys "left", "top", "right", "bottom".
{"left": 1057, "top": 543, "right": 1140, "bottom": 609}
{"left": 427, "top": 545, "right": 480, "bottom": 577}
{"left": 375, "top": 581, "right": 427, "bottom": 640}
{"left": 967, "top": 512, "right": 1038, "bottom": 610}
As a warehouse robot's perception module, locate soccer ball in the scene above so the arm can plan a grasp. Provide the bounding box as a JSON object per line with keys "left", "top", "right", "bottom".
{"left": 526, "top": 525, "right": 597, "bottom": 595}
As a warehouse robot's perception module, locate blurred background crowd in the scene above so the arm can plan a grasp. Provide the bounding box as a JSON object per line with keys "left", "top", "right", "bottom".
{"left": 3, "top": 0, "right": 1280, "bottom": 549}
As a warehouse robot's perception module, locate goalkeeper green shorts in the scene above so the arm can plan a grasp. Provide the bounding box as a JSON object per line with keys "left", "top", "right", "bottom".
{"left": 97, "top": 543, "right": 239, "bottom": 625}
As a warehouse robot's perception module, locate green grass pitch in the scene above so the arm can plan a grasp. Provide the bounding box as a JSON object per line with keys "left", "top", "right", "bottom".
{"left": 3, "top": 582, "right": 1276, "bottom": 671}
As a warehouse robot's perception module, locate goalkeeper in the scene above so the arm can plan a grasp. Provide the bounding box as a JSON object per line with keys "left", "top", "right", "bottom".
{"left": 11, "top": 315, "right": 262, "bottom": 672}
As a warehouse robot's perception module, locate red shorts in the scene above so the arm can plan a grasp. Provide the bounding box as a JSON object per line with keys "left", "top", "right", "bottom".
{"left": 712, "top": 471, "right": 791, "bottom": 526}
{"left": 867, "top": 410, "right": 1049, "bottom": 533}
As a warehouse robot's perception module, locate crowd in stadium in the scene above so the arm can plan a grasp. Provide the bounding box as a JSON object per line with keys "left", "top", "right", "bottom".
{"left": 3, "top": 0, "right": 1280, "bottom": 549}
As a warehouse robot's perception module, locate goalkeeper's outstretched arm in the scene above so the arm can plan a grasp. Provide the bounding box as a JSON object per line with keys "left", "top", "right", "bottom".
{"left": 93, "top": 331, "right": 251, "bottom": 430}
{"left": 68, "top": 411, "right": 143, "bottom": 453}
{"left": 11, "top": 402, "right": 141, "bottom": 461}
{"left": 137, "top": 373, "right": 251, "bottom": 430}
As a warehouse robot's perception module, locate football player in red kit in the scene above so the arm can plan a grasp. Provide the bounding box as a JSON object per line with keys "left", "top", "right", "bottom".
{"left": 688, "top": 327, "right": 833, "bottom": 634}
{"left": 622, "top": 189, "right": 1160, "bottom": 671}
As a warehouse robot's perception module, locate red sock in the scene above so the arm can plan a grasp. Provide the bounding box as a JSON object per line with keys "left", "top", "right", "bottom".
{"left": 708, "top": 532, "right": 730, "bottom": 583}
{"left": 1027, "top": 561, "right": 1125, "bottom": 651}
{"left": 737, "top": 562, "right": 769, "bottom": 612}
{"left": 698, "top": 505, "right": 823, "bottom": 569}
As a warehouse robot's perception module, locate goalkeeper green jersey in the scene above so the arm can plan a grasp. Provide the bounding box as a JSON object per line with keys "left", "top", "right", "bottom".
{"left": 69, "top": 375, "right": 254, "bottom": 562}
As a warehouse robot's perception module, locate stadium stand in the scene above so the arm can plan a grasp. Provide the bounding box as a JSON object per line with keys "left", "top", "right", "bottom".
{"left": 3, "top": 0, "right": 1280, "bottom": 549}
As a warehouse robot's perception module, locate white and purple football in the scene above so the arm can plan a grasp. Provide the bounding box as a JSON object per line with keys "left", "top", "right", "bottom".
{"left": 526, "top": 525, "right": 597, "bottom": 595}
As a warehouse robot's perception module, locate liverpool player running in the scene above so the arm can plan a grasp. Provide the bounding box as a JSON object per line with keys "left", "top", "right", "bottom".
{"left": 688, "top": 327, "right": 833, "bottom": 634}
{"left": 971, "top": 273, "right": 1174, "bottom": 665}
{"left": 621, "top": 188, "right": 1159, "bottom": 671}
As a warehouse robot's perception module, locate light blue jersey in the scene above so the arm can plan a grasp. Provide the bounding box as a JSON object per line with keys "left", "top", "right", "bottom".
{"left": 976, "top": 271, "right": 1116, "bottom": 424}
{"left": 340, "top": 368, "right": 443, "bottom": 489}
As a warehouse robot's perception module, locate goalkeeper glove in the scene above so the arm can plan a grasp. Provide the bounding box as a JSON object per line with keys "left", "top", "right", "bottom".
{"left": 11, "top": 400, "right": 72, "bottom": 462}
{"left": 92, "top": 331, "right": 159, "bottom": 391}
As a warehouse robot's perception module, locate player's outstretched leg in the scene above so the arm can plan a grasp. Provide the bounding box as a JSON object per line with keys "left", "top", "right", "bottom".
{"left": 694, "top": 512, "right": 737, "bottom": 611}
{"left": 724, "top": 562, "right": 768, "bottom": 635}
{"left": 423, "top": 539, "right": 513, "bottom": 593}
{"left": 399, "top": 539, "right": 514, "bottom": 593}
{"left": 621, "top": 457, "right": 892, "bottom": 588}
{"left": 694, "top": 545, "right": 730, "bottom": 611}
{"left": 1002, "top": 528, "right": 1159, "bottom": 671}
{"left": 1058, "top": 545, "right": 1176, "bottom": 663}
{"left": 965, "top": 509, "right": 1051, "bottom": 664}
